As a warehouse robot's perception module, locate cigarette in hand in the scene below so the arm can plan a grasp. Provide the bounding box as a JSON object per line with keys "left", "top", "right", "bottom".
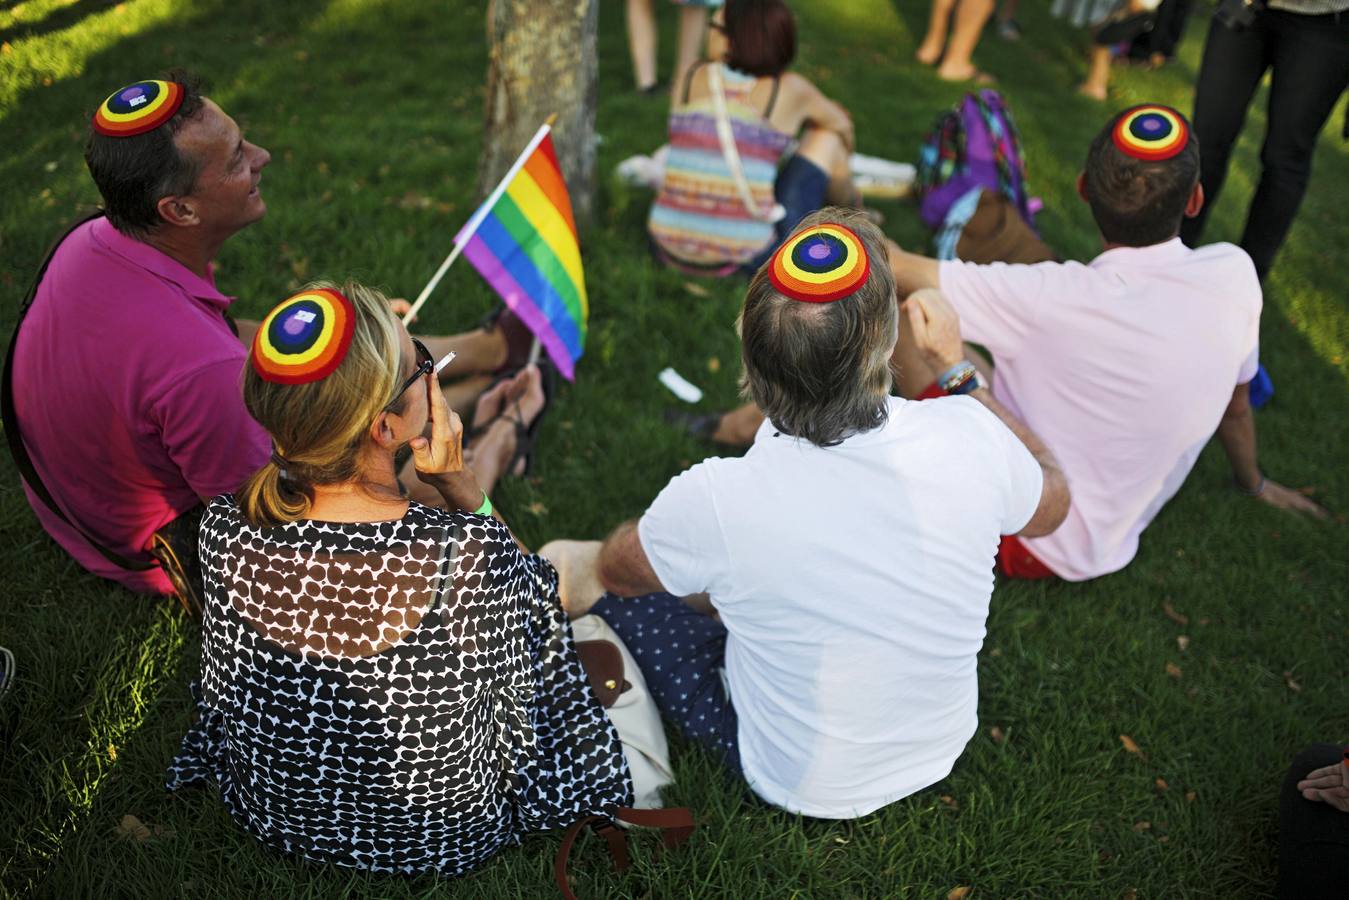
{"left": 434, "top": 350, "right": 457, "bottom": 375}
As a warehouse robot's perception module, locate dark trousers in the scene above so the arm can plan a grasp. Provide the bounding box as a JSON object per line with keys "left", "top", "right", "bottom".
{"left": 1130, "top": 0, "right": 1194, "bottom": 59}
{"left": 1278, "top": 743, "right": 1349, "bottom": 898}
{"left": 1180, "top": 9, "right": 1349, "bottom": 282}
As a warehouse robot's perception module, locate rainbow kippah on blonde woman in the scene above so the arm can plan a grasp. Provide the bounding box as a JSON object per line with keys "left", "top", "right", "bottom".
{"left": 767, "top": 223, "right": 870, "bottom": 303}
{"left": 251, "top": 288, "right": 356, "bottom": 384}
{"left": 1111, "top": 105, "right": 1189, "bottom": 162}
{"left": 92, "top": 80, "right": 185, "bottom": 137}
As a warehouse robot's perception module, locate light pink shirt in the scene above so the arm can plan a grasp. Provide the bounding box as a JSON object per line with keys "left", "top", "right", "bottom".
{"left": 12, "top": 217, "right": 269, "bottom": 594}
{"left": 940, "top": 239, "right": 1261, "bottom": 581}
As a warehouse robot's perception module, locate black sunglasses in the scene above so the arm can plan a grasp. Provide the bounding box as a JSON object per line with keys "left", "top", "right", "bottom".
{"left": 387, "top": 337, "right": 433, "bottom": 408}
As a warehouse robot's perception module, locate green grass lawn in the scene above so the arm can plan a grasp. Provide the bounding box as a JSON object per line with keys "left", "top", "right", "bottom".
{"left": 2, "top": 0, "right": 1346, "bottom": 896}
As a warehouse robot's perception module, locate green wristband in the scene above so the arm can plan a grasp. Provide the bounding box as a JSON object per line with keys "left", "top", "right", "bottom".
{"left": 473, "top": 492, "right": 493, "bottom": 516}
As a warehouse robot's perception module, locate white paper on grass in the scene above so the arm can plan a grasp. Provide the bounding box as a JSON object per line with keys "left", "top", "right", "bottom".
{"left": 658, "top": 367, "right": 703, "bottom": 404}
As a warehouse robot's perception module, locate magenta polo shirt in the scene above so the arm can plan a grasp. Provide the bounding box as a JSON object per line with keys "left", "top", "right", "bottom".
{"left": 11, "top": 217, "right": 269, "bottom": 595}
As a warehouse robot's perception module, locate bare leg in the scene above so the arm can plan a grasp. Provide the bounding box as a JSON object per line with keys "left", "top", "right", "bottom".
{"left": 1078, "top": 46, "right": 1111, "bottom": 101}
{"left": 443, "top": 373, "right": 492, "bottom": 425}
{"left": 417, "top": 329, "right": 507, "bottom": 378}
{"left": 936, "top": 0, "right": 996, "bottom": 81}
{"left": 627, "top": 0, "right": 658, "bottom": 90}
{"left": 672, "top": 3, "right": 708, "bottom": 100}
{"left": 796, "top": 127, "right": 862, "bottom": 209}
{"left": 916, "top": 0, "right": 958, "bottom": 65}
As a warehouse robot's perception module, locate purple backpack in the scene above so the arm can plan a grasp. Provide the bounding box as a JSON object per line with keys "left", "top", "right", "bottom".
{"left": 915, "top": 89, "right": 1036, "bottom": 231}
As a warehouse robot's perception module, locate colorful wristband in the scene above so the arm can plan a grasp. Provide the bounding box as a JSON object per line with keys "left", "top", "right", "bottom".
{"left": 473, "top": 492, "right": 493, "bottom": 516}
{"left": 939, "top": 360, "right": 978, "bottom": 394}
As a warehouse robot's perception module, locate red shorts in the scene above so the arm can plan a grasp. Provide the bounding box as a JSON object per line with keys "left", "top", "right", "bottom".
{"left": 918, "top": 380, "right": 1057, "bottom": 581}
{"left": 997, "top": 534, "right": 1057, "bottom": 580}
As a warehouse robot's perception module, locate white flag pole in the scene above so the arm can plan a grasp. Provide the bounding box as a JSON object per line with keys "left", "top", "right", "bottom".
{"left": 403, "top": 116, "right": 558, "bottom": 326}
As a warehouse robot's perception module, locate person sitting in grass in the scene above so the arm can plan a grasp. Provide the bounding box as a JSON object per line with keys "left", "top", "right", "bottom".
{"left": 5, "top": 73, "right": 536, "bottom": 599}
{"left": 558, "top": 209, "right": 1068, "bottom": 819}
{"left": 885, "top": 103, "right": 1330, "bottom": 579}
{"left": 647, "top": 0, "right": 867, "bottom": 276}
{"left": 696, "top": 105, "right": 1328, "bottom": 581}
{"left": 165, "top": 281, "right": 625, "bottom": 877}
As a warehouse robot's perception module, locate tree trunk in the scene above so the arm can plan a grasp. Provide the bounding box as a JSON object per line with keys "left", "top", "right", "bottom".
{"left": 479, "top": 0, "right": 599, "bottom": 230}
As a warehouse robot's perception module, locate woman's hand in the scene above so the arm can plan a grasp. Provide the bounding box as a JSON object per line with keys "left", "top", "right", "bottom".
{"left": 1296, "top": 757, "right": 1349, "bottom": 813}
{"left": 410, "top": 374, "right": 483, "bottom": 511}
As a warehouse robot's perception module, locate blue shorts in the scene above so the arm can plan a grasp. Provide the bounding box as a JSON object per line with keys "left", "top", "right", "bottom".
{"left": 742, "top": 153, "right": 832, "bottom": 274}
{"left": 591, "top": 592, "right": 742, "bottom": 775}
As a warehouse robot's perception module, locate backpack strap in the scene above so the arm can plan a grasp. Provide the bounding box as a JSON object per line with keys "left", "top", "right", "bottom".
{"left": 553, "top": 806, "right": 696, "bottom": 899}
{"left": 1, "top": 212, "right": 155, "bottom": 572}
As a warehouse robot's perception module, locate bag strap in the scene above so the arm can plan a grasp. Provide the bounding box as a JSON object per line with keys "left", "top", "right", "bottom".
{"left": 706, "top": 64, "right": 785, "bottom": 225}
{"left": 553, "top": 806, "right": 695, "bottom": 899}
{"left": 1, "top": 212, "right": 155, "bottom": 572}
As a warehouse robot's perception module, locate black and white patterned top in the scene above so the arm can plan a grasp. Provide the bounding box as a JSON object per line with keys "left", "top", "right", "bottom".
{"left": 166, "top": 495, "right": 632, "bottom": 877}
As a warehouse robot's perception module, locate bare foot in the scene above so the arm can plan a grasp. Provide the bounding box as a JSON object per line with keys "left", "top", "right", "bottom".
{"left": 711, "top": 403, "right": 766, "bottom": 446}
{"left": 1078, "top": 82, "right": 1108, "bottom": 101}
{"left": 915, "top": 43, "right": 942, "bottom": 66}
{"left": 936, "top": 63, "right": 996, "bottom": 84}
{"left": 482, "top": 366, "right": 546, "bottom": 477}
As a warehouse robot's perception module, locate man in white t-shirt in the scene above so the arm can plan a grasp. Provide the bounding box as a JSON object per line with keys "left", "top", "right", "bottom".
{"left": 577, "top": 210, "right": 1069, "bottom": 819}
{"left": 884, "top": 104, "right": 1327, "bottom": 582}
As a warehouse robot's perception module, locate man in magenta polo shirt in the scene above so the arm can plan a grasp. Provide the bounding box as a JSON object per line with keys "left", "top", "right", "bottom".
{"left": 8, "top": 76, "right": 521, "bottom": 596}
{"left": 10, "top": 78, "right": 273, "bottom": 595}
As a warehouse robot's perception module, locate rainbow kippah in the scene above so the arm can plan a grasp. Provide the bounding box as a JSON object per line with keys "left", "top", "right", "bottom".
{"left": 1112, "top": 105, "right": 1189, "bottom": 162}
{"left": 251, "top": 288, "right": 356, "bottom": 384}
{"left": 92, "top": 80, "right": 185, "bottom": 138}
{"left": 768, "top": 224, "right": 870, "bottom": 303}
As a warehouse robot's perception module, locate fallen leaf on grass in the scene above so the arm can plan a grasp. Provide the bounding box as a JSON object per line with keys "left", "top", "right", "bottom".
{"left": 108, "top": 743, "right": 117, "bottom": 762}
{"left": 1122, "top": 889, "right": 1138, "bottom": 900}
{"left": 988, "top": 726, "right": 1005, "bottom": 744}
{"left": 1162, "top": 600, "right": 1188, "bottom": 626}
{"left": 707, "top": 357, "right": 721, "bottom": 373}
{"left": 116, "top": 814, "right": 167, "bottom": 842}
{"left": 1119, "top": 734, "right": 1146, "bottom": 759}
{"left": 1176, "top": 635, "right": 1190, "bottom": 652}
{"left": 947, "top": 887, "right": 971, "bottom": 900}
{"left": 1133, "top": 820, "right": 1151, "bottom": 832}
{"left": 939, "top": 794, "right": 960, "bottom": 810}
{"left": 1165, "top": 662, "right": 1183, "bottom": 680}
{"left": 681, "top": 281, "right": 710, "bottom": 298}
{"left": 1185, "top": 791, "right": 1197, "bottom": 803}
{"left": 1282, "top": 671, "right": 1301, "bottom": 693}
{"left": 526, "top": 502, "right": 548, "bottom": 516}
{"left": 1155, "top": 777, "right": 1169, "bottom": 791}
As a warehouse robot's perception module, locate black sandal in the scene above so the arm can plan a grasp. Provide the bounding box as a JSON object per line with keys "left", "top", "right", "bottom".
{"left": 466, "top": 363, "right": 557, "bottom": 477}
{"left": 664, "top": 408, "right": 724, "bottom": 443}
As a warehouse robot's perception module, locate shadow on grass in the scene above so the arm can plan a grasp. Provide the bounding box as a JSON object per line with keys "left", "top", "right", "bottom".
{"left": 0, "top": 0, "right": 122, "bottom": 46}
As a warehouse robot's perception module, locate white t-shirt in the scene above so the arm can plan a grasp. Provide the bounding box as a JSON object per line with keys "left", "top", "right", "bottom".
{"left": 637, "top": 396, "right": 1043, "bottom": 819}
{"left": 940, "top": 238, "right": 1261, "bottom": 581}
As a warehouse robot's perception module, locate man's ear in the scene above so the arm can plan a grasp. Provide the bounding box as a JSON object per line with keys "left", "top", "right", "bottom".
{"left": 156, "top": 194, "right": 199, "bottom": 228}
{"left": 1076, "top": 172, "right": 1089, "bottom": 203}
{"left": 1184, "top": 180, "right": 1205, "bottom": 219}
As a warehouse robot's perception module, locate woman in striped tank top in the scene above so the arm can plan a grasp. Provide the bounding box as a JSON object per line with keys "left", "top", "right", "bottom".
{"left": 648, "top": 0, "right": 865, "bottom": 275}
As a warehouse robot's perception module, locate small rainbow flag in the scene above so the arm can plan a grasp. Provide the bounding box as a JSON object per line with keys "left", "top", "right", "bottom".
{"left": 457, "top": 123, "right": 588, "bottom": 380}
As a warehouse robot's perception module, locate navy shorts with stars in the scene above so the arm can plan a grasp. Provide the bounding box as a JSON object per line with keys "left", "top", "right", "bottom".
{"left": 591, "top": 592, "right": 743, "bottom": 775}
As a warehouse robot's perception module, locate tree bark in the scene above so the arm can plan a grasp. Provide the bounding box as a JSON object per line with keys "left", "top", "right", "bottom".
{"left": 479, "top": 0, "right": 599, "bottom": 230}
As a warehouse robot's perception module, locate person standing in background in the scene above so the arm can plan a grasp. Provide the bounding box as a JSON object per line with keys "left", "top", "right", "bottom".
{"left": 1180, "top": 0, "right": 1349, "bottom": 282}
{"left": 915, "top": 0, "right": 998, "bottom": 82}
{"left": 626, "top": 0, "right": 724, "bottom": 97}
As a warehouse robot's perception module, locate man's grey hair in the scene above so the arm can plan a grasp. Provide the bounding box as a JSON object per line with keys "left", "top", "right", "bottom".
{"left": 738, "top": 207, "right": 898, "bottom": 447}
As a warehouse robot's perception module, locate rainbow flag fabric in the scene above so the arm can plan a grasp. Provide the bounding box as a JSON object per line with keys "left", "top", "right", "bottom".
{"left": 457, "top": 124, "right": 588, "bottom": 380}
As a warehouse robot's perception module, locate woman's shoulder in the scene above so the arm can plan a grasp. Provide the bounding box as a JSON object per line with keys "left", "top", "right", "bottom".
{"left": 406, "top": 502, "right": 517, "bottom": 552}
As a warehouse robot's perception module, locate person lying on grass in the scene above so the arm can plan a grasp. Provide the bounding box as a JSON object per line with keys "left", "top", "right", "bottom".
{"left": 6, "top": 72, "right": 537, "bottom": 599}
{"left": 548, "top": 209, "right": 1068, "bottom": 820}
{"left": 694, "top": 104, "right": 1328, "bottom": 583}
{"left": 165, "top": 281, "right": 625, "bottom": 878}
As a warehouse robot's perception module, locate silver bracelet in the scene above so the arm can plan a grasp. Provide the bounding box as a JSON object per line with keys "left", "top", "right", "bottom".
{"left": 1235, "top": 476, "right": 1267, "bottom": 497}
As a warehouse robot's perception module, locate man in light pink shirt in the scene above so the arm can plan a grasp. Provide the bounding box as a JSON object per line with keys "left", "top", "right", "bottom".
{"left": 6, "top": 75, "right": 521, "bottom": 596}
{"left": 886, "top": 104, "right": 1327, "bottom": 581}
